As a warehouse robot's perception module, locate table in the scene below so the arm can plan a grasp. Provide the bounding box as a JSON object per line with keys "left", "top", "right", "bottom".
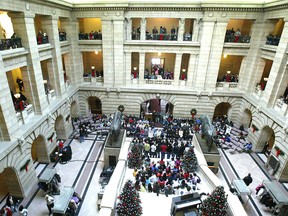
{"left": 53, "top": 186, "right": 74, "bottom": 214}
{"left": 39, "top": 168, "right": 57, "bottom": 183}
{"left": 263, "top": 180, "right": 288, "bottom": 205}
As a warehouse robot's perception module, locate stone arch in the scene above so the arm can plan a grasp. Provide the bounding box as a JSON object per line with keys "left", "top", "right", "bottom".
{"left": 88, "top": 96, "right": 102, "bottom": 114}
{"left": 31, "top": 135, "right": 49, "bottom": 163}
{"left": 139, "top": 94, "right": 175, "bottom": 118}
{"left": 70, "top": 100, "right": 78, "bottom": 118}
{"left": 0, "top": 167, "right": 24, "bottom": 198}
{"left": 256, "top": 125, "right": 275, "bottom": 152}
{"left": 242, "top": 109, "right": 252, "bottom": 128}
{"left": 78, "top": 91, "right": 105, "bottom": 116}
{"left": 55, "top": 115, "right": 67, "bottom": 140}
{"left": 213, "top": 102, "right": 232, "bottom": 120}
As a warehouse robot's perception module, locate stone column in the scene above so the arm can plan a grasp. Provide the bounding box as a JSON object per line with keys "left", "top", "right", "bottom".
{"left": 102, "top": 18, "right": 114, "bottom": 86}
{"left": 177, "top": 18, "right": 185, "bottom": 42}
{"left": 174, "top": 53, "right": 183, "bottom": 85}
{"left": 186, "top": 54, "right": 197, "bottom": 88}
{"left": 194, "top": 19, "right": 215, "bottom": 90}
{"left": 9, "top": 12, "right": 48, "bottom": 114}
{"left": 139, "top": 52, "right": 145, "bottom": 85}
{"left": 262, "top": 20, "right": 288, "bottom": 107}
{"left": 140, "top": 18, "right": 146, "bottom": 41}
{"left": 192, "top": 19, "right": 200, "bottom": 42}
{"left": 126, "top": 18, "right": 132, "bottom": 40}
{"left": 61, "top": 18, "right": 83, "bottom": 84}
{"left": 124, "top": 51, "right": 132, "bottom": 84}
{"left": 0, "top": 56, "right": 18, "bottom": 141}
{"left": 113, "top": 18, "right": 125, "bottom": 87}
{"left": 205, "top": 20, "right": 228, "bottom": 90}
{"left": 41, "top": 16, "right": 65, "bottom": 97}
{"left": 239, "top": 19, "right": 274, "bottom": 92}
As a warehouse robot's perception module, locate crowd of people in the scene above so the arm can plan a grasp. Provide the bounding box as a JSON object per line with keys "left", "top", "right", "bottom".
{"left": 78, "top": 30, "right": 102, "bottom": 40}
{"left": 225, "top": 27, "right": 250, "bottom": 43}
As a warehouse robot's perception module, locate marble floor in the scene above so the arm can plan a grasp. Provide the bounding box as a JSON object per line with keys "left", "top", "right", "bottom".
{"left": 3, "top": 133, "right": 288, "bottom": 216}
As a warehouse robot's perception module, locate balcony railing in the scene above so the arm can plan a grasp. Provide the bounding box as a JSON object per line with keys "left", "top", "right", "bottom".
{"left": 145, "top": 79, "right": 173, "bottom": 85}
{"left": 78, "top": 33, "right": 102, "bottom": 40}
{"left": 274, "top": 99, "right": 288, "bottom": 116}
{"left": 37, "top": 35, "right": 49, "bottom": 45}
{"left": 83, "top": 77, "right": 104, "bottom": 83}
{"left": 216, "top": 82, "right": 238, "bottom": 89}
{"left": 0, "top": 38, "right": 23, "bottom": 51}
{"left": 224, "top": 35, "right": 251, "bottom": 43}
{"left": 146, "top": 33, "right": 178, "bottom": 41}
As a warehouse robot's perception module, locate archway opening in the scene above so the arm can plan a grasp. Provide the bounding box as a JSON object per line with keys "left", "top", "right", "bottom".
{"left": 140, "top": 99, "right": 174, "bottom": 121}
{"left": 88, "top": 96, "right": 102, "bottom": 114}
{"left": 31, "top": 135, "right": 49, "bottom": 163}
{"left": 242, "top": 109, "right": 252, "bottom": 129}
{"left": 55, "top": 115, "right": 67, "bottom": 140}
{"left": 70, "top": 101, "right": 78, "bottom": 118}
{"left": 213, "top": 102, "right": 232, "bottom": 120}
{"left": 257, "top": 126, "right": 275, "bottom": 154}
{"left": 0, "top": 167, "right": 23, "bottom": 199}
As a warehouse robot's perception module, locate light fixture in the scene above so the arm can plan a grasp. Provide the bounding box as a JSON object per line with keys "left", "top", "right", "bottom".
{"left": 133, "top": 67, "right": 137, "bottom": 71}
{"left": 182, "top": 69, "right": 186, "bottom": 73}
{"left": 91, "top": 66, "right": 95, "bottom": 70}
{"left": 158, "top": 51, "right": 161, "bottom": 56}
{"left": 95, "top": 51, "right": 98, "bottom": 55}
{"left": 14, "top": 93, "right": 21, "bottom": 98}
{"left": 43, "top": 80, "right": 48, "bottom": 84}
{"left": 227, "top": 71, "right": 231, "bottom": 74}
{"left": 224, "top": 54, "right": 227, "bottom": 58}
{"left": 264, "top": 77, "right": 269, "bottom": 81}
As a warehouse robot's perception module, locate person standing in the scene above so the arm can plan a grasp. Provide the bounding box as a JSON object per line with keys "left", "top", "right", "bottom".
{"left": 243, "top": 173, "right": 253, "bottom": 186}
{"left": 16, "top": 77, "right": 24, "bottom": 91}
{"left": 19, "top": 205, "right": 28, "bottom": 216}
{"left": 45, "top": 194, "right": 54, "bottom": 215}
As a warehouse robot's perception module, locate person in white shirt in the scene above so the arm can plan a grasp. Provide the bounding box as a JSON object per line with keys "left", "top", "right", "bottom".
{"left": 150, "top": 143, "right": 157, "bottom": 158}
{"left": 19, "top": 205, "right": 28, "bottom": 216}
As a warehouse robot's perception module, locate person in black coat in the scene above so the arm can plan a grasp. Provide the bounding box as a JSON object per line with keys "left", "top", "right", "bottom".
{"left": 243, "top": 173, "right": 253, "bottom": 186}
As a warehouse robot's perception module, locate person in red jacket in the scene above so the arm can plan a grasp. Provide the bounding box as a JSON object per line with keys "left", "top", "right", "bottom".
{"left": 160, "top": 143, "right": 167, "bottom": 159}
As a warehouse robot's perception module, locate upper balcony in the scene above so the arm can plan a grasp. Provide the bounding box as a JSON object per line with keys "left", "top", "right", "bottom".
{"left": 224, "top": 19, "right": 253, "bottom": 47}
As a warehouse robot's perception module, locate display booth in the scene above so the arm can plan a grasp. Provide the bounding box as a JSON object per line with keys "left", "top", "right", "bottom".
{"left": 53, "top": 186, "right": 75, "bottom": 216}
{"left": 38, "top": 168, "right": 61, "bottom": 195}
{"left": 231, "top": 179, "right": 251, "bottom": 206}
{"left": 263, "top": 180, "right": 288, "bottom": 215}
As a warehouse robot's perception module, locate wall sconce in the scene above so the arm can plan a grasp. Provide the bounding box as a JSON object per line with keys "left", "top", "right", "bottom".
{"left": 227, "top": 71, "right": 231, "bottom": 74}
{"left": 156, "top": 93, "right": 160, "bottom": 99}
{"left": 158, "top": 51, "right": 161, "bottom": 56}
{"left": 43, "top": 80, "right": 48, "bottom": 84}
{"left": 223, "top": 54, "right": 227, "bottom": 58}
{"left": 133, "top": 67, "right": 137, "bottom": 71}
{"left": 182, "top": 69, "right": 186, "bottom": 73}
{"left": 264, "top": 77, "right": 269, "bottom": 81}
{"left": 91, "top": 66, "right": 95, "bottom": 70}
{"left": 95, "top": 51, "right": 98, "bottom": 55}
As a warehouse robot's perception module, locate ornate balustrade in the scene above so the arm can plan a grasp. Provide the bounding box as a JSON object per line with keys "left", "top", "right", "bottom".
{"left": 216, "top": 82, "right": 238, "bottom": 90}
{"left": 145, "top": 79, "right": 173, "bottom": 85}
